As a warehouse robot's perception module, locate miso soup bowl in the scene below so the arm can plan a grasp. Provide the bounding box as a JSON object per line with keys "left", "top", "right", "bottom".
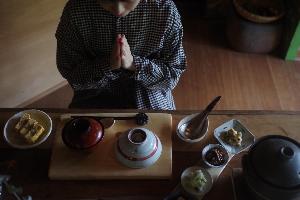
{"left": 62, "top": 117, "right": 104, "bottom": 152}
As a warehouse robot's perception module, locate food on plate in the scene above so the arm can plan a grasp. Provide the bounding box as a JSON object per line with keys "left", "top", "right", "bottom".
{"left": 20, "top": 118, "right": 38, "bottom": 135}
{"left": 15, "top": 113, "right": 30, "bottom": 131}
{"left": 205, "top": 147, "right": 227, "bottom": 166}
{"left": 14, "top": 113, "right": 45, "bottom": 143}
{"left": 221, "top": 128, "right": 243, "bottom": 146}
{"left": 182, "top": 169, "right": 207, "bottom": 192}
{"left": 24, "top": 124, "right": 45, "bottom": 143}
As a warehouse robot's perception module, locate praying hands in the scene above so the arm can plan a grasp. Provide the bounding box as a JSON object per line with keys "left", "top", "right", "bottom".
{"left": 110, "top": 34, "right": 135, "bottom": 71}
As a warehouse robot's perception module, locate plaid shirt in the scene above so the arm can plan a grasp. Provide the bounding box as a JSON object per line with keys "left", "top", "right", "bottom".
{"left": 56, "top": 0, "right": 186, "bottom": 109}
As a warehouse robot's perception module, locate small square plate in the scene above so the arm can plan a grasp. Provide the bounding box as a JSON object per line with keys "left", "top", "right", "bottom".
{"left": 214, "top": 119, "right": 255, "bottom": 154}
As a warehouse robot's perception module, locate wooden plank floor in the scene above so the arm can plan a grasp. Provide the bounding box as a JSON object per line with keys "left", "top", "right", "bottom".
{"left": 0, "top": 0, "right": 66, "bottom": 107}
{"left": 28, "top": 15, "right": 300, "bottom": 111}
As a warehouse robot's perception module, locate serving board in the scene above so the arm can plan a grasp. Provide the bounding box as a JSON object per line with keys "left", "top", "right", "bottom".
{"left": 48, "top": 113, "right": 172, "bottom": 180}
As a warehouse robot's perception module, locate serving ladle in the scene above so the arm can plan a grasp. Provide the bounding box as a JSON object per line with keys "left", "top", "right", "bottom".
{"left": 178, "top": 96, "right": 221, "bottom": 140}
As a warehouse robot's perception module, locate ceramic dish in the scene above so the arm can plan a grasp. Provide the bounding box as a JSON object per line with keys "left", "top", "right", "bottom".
{"left": 214, "top": 119, "right": 255, "bottom": 154}
{"left": 115, "top": 127, "right": 162, "bottom": 168}
{"left": 181, "top": 166, "right": 213, "bottom": 200}
{"left": 202, "top": 144, "right": 229, "bottom": 168}
{"left": 177, "top": 114, "right": 209, "bottom": 143}
{"left": 3, "top": 109, "right": 52, "bottom": 149}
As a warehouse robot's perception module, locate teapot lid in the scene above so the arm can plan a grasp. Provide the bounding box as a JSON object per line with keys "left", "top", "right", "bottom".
{"left": 249, "top": 135, "right": 300, "bottom": 189}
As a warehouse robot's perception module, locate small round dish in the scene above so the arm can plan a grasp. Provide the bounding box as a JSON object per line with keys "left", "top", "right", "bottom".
{"left": 3, "top": 109, "right": 52, "bottom": 149}
{"left": 177, "top": 114, "right": 209, "bottom": 143}
{"left": 115, "top": 127, "right": 162, "bottom": 168}
{"left": 202, "top": 144, "right": 229, "bottom": 168}
{"left": 62, "top": 117, "right": 104, "bottom": 151}
{"left": 181, "top": 166, "right": 213, "bottom": 199}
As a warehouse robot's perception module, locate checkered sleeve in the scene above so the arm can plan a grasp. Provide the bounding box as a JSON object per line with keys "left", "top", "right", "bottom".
{"left": 56, "top": 2, "right": 120, "bottom": 90}
{"left": 133, "top": 5, "right": 186, "bottom": 93}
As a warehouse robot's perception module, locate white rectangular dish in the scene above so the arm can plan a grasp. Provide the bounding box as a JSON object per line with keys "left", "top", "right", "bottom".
{"left": 214, "top": 119, "right": 255, "bottom": 154}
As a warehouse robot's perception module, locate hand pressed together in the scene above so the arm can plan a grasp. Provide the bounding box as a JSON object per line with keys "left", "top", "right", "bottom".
{"left": 110, "top": 34, "right": 135, "bottom": 71}
{"left": 110, "top": 34, "right": 122, "bottom": 70}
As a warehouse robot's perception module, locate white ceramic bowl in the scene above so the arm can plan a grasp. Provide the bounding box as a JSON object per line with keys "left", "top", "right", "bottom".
{"left": 202, "top": 144, "right": 229, "bottom": 168}
{"left": 181, "top": 166, "right": 213, "bottom": 199}
{"left": 3, "top": 109, "right": 52, "bottom": 149}
{"left": 115, "top": 127, "right": 162, "bottom": 168}
{"left": 177, "top": 114, "right": 209, "bottom": 143}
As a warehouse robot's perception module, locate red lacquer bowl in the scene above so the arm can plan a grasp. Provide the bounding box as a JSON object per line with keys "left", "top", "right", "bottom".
{"left": 62, "top": 117, "right": 104, "bottom": 150}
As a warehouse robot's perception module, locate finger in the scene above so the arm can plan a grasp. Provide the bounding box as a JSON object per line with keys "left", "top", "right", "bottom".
{"left": 116, "top": 35, "right": 122, "bottom": 58}
{"left": 120, "top": 47, "right": 126, "bottom": 56}
{"left": 122, "top": 34, "right": 127, "bottom": 41}
{"left": 115, "top": 47, "right": 121, "bottom": 59}
{"left": 121, "top": 55, "right": 128, "bottom": 69}
{"left": 123, "top": 39, "right": 131, "bottom": 53}
{"left": 124, "top": 45, "right": 132, "bottom": 58}
{"left": 120, "top": 39, "right": 130, "bottom": 53}
{"left": 119, "top": 37, "right": 124, "bottom": 51}
{"left": 124, "top": 45, "right": 131, "bottom": 54}
{"left": 119, "top": 34, "right": 124, "bottom": 45}
{"left": 117, "top": 34, "right": 122, "bottom": 43}
{"left": 117, "top": 34, "right": 122, "bottom": 57}
{"left": 115, "top": 34, "right": 122, "bottom": 49}
{"left": 120, "top": 35, "right": 129, "bottom": 47}
{"left": 113, "top": 34, "right": 120, "bottom": 52}
{"left": 123, "top": 37, "right": 129, "bottom": 48}
{"left": 121, "top": 41, "right": 128, "bottom": 56}
{"left": 121, "top": 54, "right": 126, "bottom": 62}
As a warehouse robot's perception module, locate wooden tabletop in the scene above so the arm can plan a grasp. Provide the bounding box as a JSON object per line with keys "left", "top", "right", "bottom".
{"left": 1, "top": 109, "right": 300, "bottom": 200}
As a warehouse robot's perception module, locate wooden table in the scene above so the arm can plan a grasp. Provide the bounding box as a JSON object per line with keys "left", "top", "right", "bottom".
{"left": 1, "top": 109, "right": 300, "bottom": 200}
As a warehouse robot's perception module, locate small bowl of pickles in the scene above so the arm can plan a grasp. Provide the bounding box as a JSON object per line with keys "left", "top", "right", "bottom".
{"left": 181, "top": 166, "right": 213, "bottom": 199}
{"left": 202, "top": 144, "right": 229, "bottom": 168}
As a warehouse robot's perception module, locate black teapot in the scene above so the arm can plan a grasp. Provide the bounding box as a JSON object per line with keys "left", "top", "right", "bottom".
{"left": 242, "top": 135, "right": 300, "bottom": 200}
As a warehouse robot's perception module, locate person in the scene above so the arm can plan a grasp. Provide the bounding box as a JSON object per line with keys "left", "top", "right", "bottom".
{"left": 56, "top": 0, "right": 186, "bottom": 110}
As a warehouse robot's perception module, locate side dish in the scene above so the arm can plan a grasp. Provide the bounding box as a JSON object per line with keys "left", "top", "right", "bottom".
{"left": 205, "top": 147, "right": 227, "bottom": 166}
{"left": 14, "top": 113, "right": 45, "bottom": 143}
{"left": 221, "top": 128, "right": 243, "bottom": 146}
{"left": 182, "top": 169, "right": 208, "bottom": 193}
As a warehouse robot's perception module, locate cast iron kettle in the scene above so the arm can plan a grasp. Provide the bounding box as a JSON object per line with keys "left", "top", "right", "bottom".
{"left": 242, "top": 135, "right": 300, "bottom": 200}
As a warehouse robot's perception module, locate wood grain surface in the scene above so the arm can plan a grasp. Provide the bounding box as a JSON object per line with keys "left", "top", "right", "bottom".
{"left": 0, "top": 0, "right": 67, "bottom": 107}
{"left": 173, "top": 19, "right": 300, "bottom": 111}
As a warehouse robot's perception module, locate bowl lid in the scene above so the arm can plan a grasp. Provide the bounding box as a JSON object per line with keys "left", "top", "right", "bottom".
{"left": 62, "top": 117, "right": 103, "bottom": 149}
{"left": 249, "top": 135, "right": 300, "bottom": 188}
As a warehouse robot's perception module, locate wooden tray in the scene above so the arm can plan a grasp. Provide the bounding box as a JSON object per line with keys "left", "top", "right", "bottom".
{"left": 48, "top": 113, "right": 172, "bottom": 180}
